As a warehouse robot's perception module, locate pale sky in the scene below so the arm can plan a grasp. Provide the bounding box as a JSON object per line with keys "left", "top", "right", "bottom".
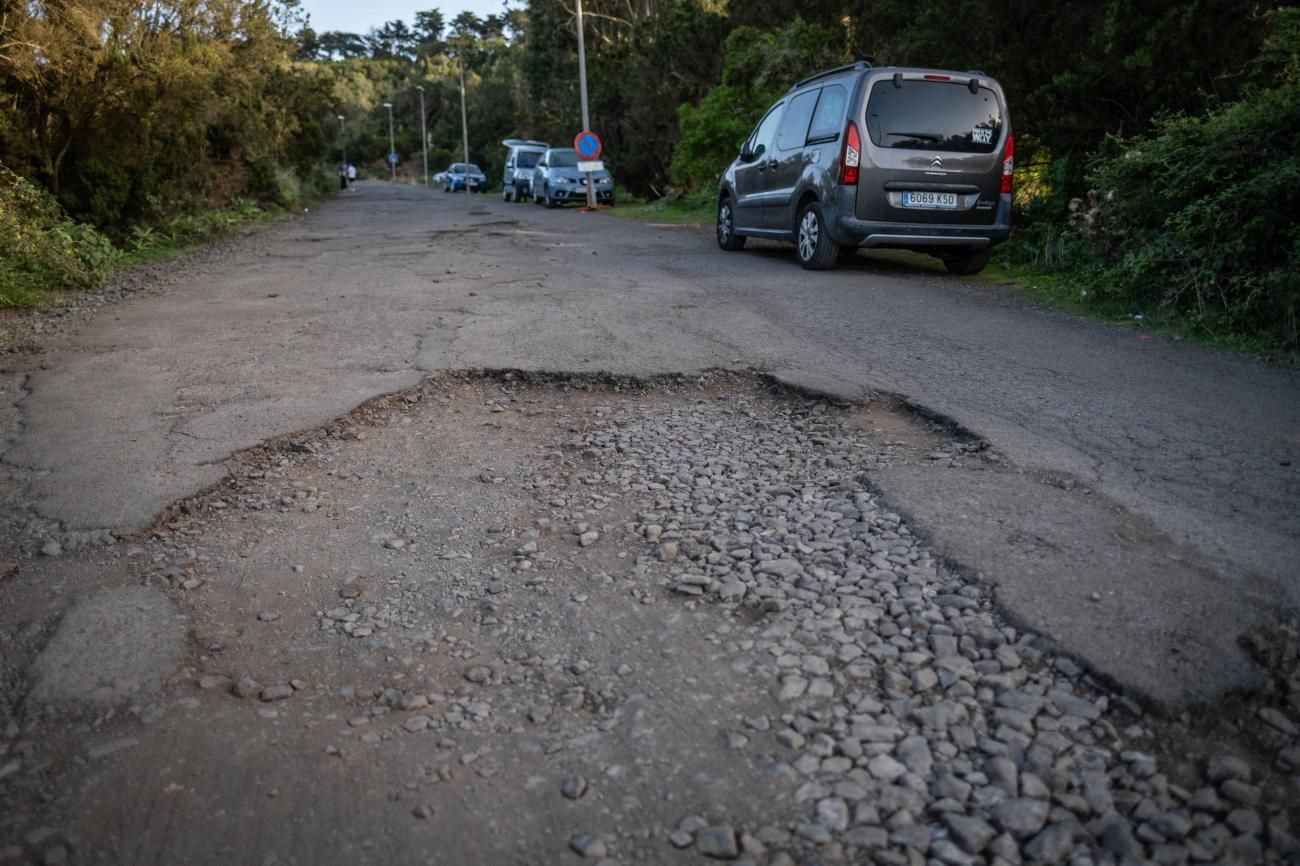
{"left": 299, "top": 0, "right": 514, "bottom": 34}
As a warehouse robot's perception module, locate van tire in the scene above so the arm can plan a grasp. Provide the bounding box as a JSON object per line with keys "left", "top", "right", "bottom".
{"left": 716, "top": 198, "right": 746, "bottom": 251}
{"left": 502, "top": 187, "right": 514, "bottom": 203}
{"left": 943, "top": 248, "right": 993, "bottom": 276}
{"left": 795, "top": 201, "right": 840, "bottom": 270}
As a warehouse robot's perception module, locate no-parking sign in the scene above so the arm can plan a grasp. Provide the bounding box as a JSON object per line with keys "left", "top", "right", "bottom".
{"left": 574, "top": 131, "right": 602, "bottom": 161}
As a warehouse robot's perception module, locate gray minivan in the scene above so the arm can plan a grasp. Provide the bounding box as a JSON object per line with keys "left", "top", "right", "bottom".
{"left": 717, "top": 61, "right": 1013, "bottom": 273}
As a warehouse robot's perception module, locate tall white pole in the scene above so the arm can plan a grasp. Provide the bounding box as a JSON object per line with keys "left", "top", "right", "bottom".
{"left": 458, "top": 50, "right": 470, "bottom": 197}
{"left": 337, "top": 114, "right": 346, "bottom": 172}
{"left": 383, "top": 102, "right": 395, "bottom": 180}
{"left": 575, "top": 0, "right": 595, "bottom": 209}
{"left": 417, "top": 86, "right": 428, "bottom": 187}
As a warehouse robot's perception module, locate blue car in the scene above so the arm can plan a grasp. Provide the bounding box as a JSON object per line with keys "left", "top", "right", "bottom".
{"left": 444, "top": 163, "right": 488, "bottom": 193}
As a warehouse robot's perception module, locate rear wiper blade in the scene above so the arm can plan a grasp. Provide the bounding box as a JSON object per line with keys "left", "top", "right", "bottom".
{"left": 886, "top": 130, "right": 942, "bottom": 140}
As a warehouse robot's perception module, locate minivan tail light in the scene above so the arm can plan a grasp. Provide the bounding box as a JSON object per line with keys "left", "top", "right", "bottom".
{"left": 841, "top": 121, "right": 861, "bottom": 185}
{"left": 1001, "top": 132, "right": 1015, "bottom": 194}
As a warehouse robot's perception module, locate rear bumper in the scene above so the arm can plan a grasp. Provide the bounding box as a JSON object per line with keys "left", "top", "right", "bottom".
{"left": 830, "top": 193, "right": 1012, "bottom": 250}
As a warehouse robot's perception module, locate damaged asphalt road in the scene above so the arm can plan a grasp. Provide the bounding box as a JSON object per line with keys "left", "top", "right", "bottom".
{"left": 0, "top": 181, "right": 1298, "bottom": 863}
{"left": 3, "top": 181, "right": 1296, "bottom": 709}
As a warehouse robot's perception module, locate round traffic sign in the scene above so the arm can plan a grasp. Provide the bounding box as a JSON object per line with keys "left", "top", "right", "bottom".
{"left": 388, "top": 152, "right": 399, "bottom": 165}
{"left": 574, "top": 131, "right": 602, "bottom": 160}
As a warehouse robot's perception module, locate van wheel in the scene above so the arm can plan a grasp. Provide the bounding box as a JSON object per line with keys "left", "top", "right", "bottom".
{"left": 795, "top": 201, "right": 840, "bottom": 270}
{"left": 502, "top": 187, "right": 514, "bottom": 203}
{"left": 943, "top": 248, "right": 993, "bottom": 276}
{"left": 716, "top": 199, "right": 746, "bottom": 251}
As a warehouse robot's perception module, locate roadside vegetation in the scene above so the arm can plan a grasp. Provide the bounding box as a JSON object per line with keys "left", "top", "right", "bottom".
{"left": 2, "top": 0, "right": 1296, "bottom": 356}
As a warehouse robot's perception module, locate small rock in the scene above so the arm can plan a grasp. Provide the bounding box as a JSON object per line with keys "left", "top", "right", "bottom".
{"left": 696, "top": 825, "right": 739, "bottom": 859}
{"left": 40, "top": 541, "right": 63, "bottom": 557}
{"left": 1259, "top": 707, "right": 1298, "bottom": 737}
{"left": 1024, "top": 823, "right": 1074, "bottom": 864}
{"left": 464, "top": 666, "right": 493, "bottom": 684}
{"left": 944, "top": 814, "right": 996, "bottom": 854}
{"left": 231, "top": 676, "right": 261, "bottom": 698}
{"left": 569, "top": 834, "right": 606, "bottom": 859}
{"left": 259, "top": 684, "right": 293, "bottom": 702}
{"left": 257, "top": 611, "right": 281, "bottom": 622}
{"left": 562, "top": 774, "right": 588, "bottom": 800}
{"left": 1206, "top": 753, "right": 1252, "bottom": 784}
{"left": 993, "top": 798, "right": 1050, "bottom": 839}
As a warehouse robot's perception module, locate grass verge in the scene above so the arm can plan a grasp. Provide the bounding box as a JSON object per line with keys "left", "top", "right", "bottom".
{"left": 606, "top": 190, "right": 714, "bottom": 225}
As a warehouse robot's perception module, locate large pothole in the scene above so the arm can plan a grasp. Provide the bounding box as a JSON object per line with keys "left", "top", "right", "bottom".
{"left": 0, "top": 371, "right": 1295, "bottom": 866}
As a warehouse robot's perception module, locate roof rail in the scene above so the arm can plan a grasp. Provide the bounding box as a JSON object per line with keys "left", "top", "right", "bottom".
{"left": 790, "top": 60, "right": 872, "bottom": 92}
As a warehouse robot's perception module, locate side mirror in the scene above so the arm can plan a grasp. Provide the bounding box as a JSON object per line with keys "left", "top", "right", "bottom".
{"left": 740, "top": 142, "right": 753, "bottom": 161}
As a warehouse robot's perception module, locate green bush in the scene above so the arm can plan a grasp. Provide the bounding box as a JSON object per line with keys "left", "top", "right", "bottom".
{"left": 1083, "top": 80, "right": 1300, "bottom": 348}
{"left": 671, "top": 21, "right": 846, "bottom": 193}
{"left": 0, "top": 164, "right": 121, "bottom": 306}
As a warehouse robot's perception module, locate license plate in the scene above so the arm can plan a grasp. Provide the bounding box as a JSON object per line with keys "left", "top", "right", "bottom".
{"left": 902, "top": 191, "right": 958, "bottom": 209}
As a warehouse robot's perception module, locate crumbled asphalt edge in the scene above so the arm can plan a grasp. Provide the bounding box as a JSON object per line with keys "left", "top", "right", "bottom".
{"left": 21, "top": 367, "right": 1300, "bottom": 741}
{"left": 0, "top": 220, "right": 294, "bottom": 562}
{"left": 132, "top": 370, "right": 1300, "bottom": 767}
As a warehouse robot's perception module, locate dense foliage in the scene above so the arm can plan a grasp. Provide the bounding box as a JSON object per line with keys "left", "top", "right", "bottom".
{"left": 0, "top": 0, "right": 334, "bottom": 235}
{"left": 1079, "top": 10, "right": 1300, "bottom": 349}
{"left": 0, "top": 165, "right": 119, "bottom": 306}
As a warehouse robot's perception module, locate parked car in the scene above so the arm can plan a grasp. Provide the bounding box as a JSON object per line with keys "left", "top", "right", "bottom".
{"left": 501, "top": 139, "right": 548, "bottom": 202}
{"left": 443, "top": 163, "right": 488, "bottom": 193}
{"left": 531, "top": 148, "right": 614, "bottom": 207}
{"left": 716, "top": 61, "right": 1013, "bottom": 273}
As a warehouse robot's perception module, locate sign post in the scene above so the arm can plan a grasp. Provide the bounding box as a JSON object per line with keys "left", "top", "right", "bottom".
{"left": 574, "top": 0, "right": 596, "bottom": 209}
{"left": 574, "top": 131, "right": 602, "bottom": 210}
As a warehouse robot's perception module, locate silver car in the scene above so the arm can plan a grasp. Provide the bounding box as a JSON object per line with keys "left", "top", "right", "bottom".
{"left": 531, "top": 148, "right": 614, "bottom": 208}
{"left": 501, "top": 139, "right": 548, "bottom": 202}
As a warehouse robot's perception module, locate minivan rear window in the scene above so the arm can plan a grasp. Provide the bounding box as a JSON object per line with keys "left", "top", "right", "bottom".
{"left": 865, "top": 79, "right": 1002, "bottom": 153}
{"left": 807, "top": 85, "right": 847, "bottom": 142}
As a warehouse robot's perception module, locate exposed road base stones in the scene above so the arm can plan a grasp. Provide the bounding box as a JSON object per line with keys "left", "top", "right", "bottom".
{"left": 0, "top": 371, "right": 1297, "bottom": 865}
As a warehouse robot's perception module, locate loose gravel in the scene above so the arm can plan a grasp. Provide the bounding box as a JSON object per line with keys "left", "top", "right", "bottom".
{"left": 1, "top": 372, "right": 1296, "bottom": 866}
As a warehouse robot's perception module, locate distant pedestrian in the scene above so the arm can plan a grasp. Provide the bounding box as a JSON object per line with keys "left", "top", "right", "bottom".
{"left": 339, "top": 163, "right": 347, "bottom": 190}
{"left": 347, "top": 163, "right": 357, "bottom": 186}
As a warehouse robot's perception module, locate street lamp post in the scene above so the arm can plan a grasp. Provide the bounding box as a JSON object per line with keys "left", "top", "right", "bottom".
{"left": 416, "top": 86, "right": 429, "bottom": 187}
{"left": 382, "top": 101, "right": 395, "bottom": 180}
{"left": 574, "top": 0, "right": 596, "bottom": 209}
{"left": 457, "top": 50, "right": 470, "bottom": 197}
{"left": 336, "top": 114, "right": 346, "bottom": 187}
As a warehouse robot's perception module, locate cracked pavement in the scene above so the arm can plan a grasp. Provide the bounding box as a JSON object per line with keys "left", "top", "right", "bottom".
{"left": 1, "top": 180, "right": 1298, "bottom": 709}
